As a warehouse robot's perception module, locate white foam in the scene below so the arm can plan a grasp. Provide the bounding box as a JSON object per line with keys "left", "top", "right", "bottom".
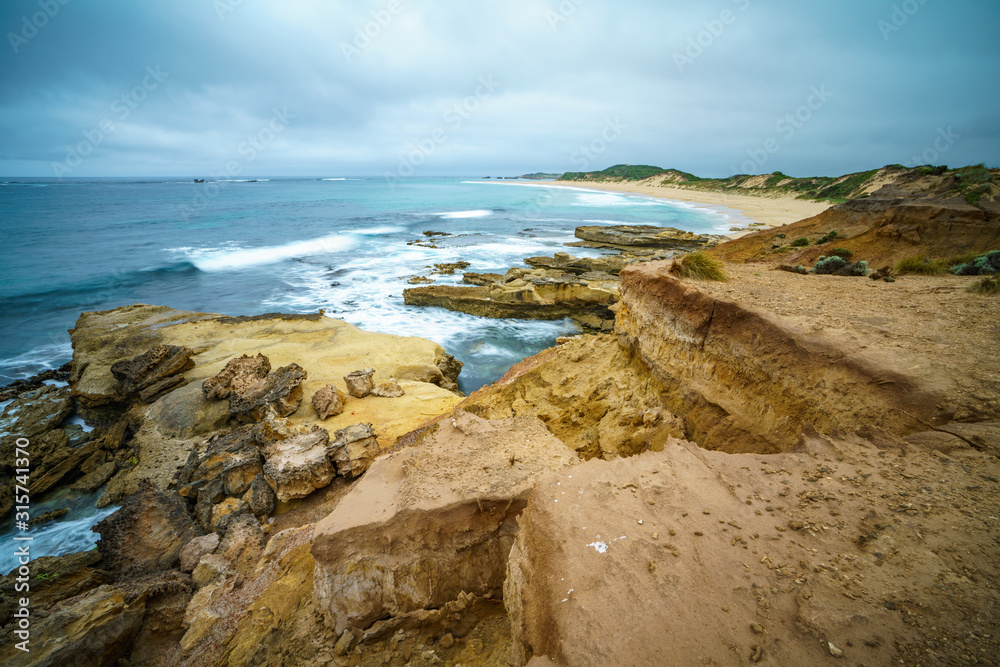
{"left": 351, "top": 226, "right": 406, "bottom": 235}
{"left": 322, "top": 178, "right": 346, "bottom": 181}
{"left": 435, "top": 210, "right": 492, "bottom": 219}
{"left": 0, "top": 341, "right": 73, "bottom": 379}
{"left": 189, "top": 234, "right": 359, "bottom": 271}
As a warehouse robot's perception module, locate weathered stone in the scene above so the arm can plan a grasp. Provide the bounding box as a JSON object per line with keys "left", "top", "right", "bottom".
{"left": 79, "top": 448, "right": 108, "bottom": 475}
{"left": 572, "top": 224, "right": 724, "bottom": 250}
{"left": 109, "top": 344, "right": 194, "bottom": 401}
{"left": 191, "top": 553, "right": 232, "bottom": 589}
{"left": 372, "top": 378, "right": 405, "bottom": 398}
{"left": 179, "top": 532, "right": 221, "bottom": 573}
{"left": 222, "top": 448, "right": 263, "bottom": 496}
{"left": 229, "top": 363, "right": 307, "bottom": 422}
{"left": 262, "top": 427, "right": 335, "bottom": 502}
{"left": 28, "top": 507, "right": 70, "bottom": 526}
{"left": 313, "top": 383, "right": 347, "bottom": 419}
{"left": 245, "top": 474, "right": 276, "bottom": 516}
{"left": 70, "top": 461, "right": 117, "bottom": 492}
{"left": 329, "top": 423, "right": 379, "bottom": 479}
{"left": 211, "top": 497, "right": 250, "bottom": 533}
{"left": 0, "top": 585, "right": 145, "bottom": 667}
{"left": 312, "top": 410, "right": 579, "bottom": 635}
{"left": 216, "top": 513, "right": 265, "bottom": 576}
{"left": 30, "top": 439, "right": 101, "bottom": 496}
{"left": 195, "top": 478, "right": 226, "bottom": 532}
{"left": 93, "top": 480, "right": 203, "bottom": 577}
{"left": 344, "top": 368, "right": 375, "bottom": 398}
{"left": 0, "top": 384, "right": 74, "bottom": 448}
{"left": 201, "top": 352, "right": 271, "bottom": 400}
{"left": 334, "top": 629, "right": 355, "bottom": 656}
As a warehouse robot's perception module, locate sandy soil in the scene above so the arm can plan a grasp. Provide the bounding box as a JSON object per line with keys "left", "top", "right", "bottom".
{"left": 698, "top": 263, "right": 1000, "bottom": 423}
{"left": 543, "top": 179, "right": 831, "bottom": 234}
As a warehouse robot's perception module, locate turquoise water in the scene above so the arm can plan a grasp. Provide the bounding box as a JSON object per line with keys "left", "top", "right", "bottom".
{"left": 0, "top": 176, "right": 735, "bottom": 393}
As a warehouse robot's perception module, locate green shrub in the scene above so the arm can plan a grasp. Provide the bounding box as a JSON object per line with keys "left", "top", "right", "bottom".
{"left": 814, "top": 256, "right": 869, "bottom": 276}
{"left": 815, "top": 230, "right": 839, "bottom": 245}
{"left": 952, "top": 250, "right": 1000, "bottom": 276}
{"left": 791, "top": 237, "right": 809, "bottom": 247}
{"left": 894, "top": 254, "right": 947, "bottom": 275}
{"left": 828, "top": 247, "right": 853, "bottom": 260}
{"left": 969, "top": 275, "right": 1000, "bottom": 294}
{"left": 671, "top": 251, "right": 729, "bottom": 281}
{"left": 919, "top": 165, "right": 948, "bottom": 176}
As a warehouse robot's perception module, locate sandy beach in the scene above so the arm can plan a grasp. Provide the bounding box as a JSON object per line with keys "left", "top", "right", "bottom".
{"left": 542, "top": 179, "right": 832, "bottom": 232}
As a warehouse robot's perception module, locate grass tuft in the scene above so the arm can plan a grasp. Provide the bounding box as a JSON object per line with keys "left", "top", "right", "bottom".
{"left": 968, "top": 275, "right": 1000, "bottom": 295}
{"left": 894, "top": 254, "right": 947, "bottom": 275}
{"left": 671, "top": 251, "right": 729, "bottom": 281}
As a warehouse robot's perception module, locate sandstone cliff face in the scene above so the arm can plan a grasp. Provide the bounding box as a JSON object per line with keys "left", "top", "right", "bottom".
{"left": 614, "top": 261, "right": 957, "bottom": 453}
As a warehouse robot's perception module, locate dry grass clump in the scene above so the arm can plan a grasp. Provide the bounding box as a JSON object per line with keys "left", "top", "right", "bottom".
{"left": 894, "top": 254, "right": 948, "bottom": 275}
{"left": 671, "top": 251, "right": 729, "bottom": 281}
{"left": 969, "top": 275, "right": 1000, "bottom": 295}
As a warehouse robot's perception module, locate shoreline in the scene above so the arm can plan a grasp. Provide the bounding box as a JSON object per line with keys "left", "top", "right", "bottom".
{"left": 539, "top": 179, "right": 832, "bottom": 236}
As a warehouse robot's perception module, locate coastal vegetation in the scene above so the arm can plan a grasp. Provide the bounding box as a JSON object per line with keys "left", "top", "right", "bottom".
{"left": 670, "top": 250, "right": 729, "bottom": 281}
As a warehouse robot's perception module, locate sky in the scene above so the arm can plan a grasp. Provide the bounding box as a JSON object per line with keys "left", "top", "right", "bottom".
{"left": 0, "top": 0, "right": 998, "bottom": 179}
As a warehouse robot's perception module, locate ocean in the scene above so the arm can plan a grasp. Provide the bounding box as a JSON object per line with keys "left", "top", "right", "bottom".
{"left": 0, "top": 176, "right": 739, "bottom": 393}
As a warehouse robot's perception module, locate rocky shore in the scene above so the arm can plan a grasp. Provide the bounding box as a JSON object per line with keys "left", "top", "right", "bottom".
{"left": 1, "top": 170, "right": 999, "bottom": 665}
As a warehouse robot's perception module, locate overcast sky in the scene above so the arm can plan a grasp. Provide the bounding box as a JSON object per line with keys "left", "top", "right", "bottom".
{"left": 1, "top": 0, "right": 997, "bottom": 178}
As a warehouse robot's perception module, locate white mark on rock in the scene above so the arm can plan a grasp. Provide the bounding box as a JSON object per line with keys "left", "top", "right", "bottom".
{"left": 587, "top": 541, "right": 608, "bottom": 553}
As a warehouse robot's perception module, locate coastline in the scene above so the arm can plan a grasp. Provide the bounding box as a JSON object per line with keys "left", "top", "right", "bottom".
{"left": 540, "top": 179, "right": 832, "bottom": 235}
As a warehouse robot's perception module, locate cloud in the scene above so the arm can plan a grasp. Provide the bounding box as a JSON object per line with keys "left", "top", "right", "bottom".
{"left": 0, "top": 0, "right": 998, "bottom": 177}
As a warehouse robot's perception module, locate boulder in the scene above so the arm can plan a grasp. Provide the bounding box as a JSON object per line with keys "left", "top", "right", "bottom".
{"left": 229, "top": 363, "right": 307, "bottom": 422}
{"left": 344, "top": 368, "right": 375, "bottom": 398}
{"left": 311, "top": 410, "right": 579, "bottom": 635}
{"left": 245, "top": 474, "right": 276, "bottom": 516}
{"left": 93, "top": 480, "right": 203, "bottom": 577}
{"left": 70, "top": 461, "right": 117, "bottom": 492}
{"left": 179, "top": 533, "right": 221, "bottom": 573}
{"left": 312, "top": 383, "right": 347, "bottom": 419}
{"left": 372, "top": 378, "right": 405, "bottom": 398}
{"left": 221, "top": 447, "right": 263, "bottom": 496}
{"left": 109, "top": 344, "right": 194, "bottom": 402}
{"left": 328, "top": 422, "right": 379, "bottom": 479}
{"left": 262, "top": 427, "right": 335, "bottom": 503}
{"left": 201, "top": 352, "right": 270, "bottom": 400}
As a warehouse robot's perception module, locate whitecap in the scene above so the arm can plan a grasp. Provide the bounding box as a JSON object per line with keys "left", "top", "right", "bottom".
{"left": 188, "top": 234, "right": 359, "bottom": 271}
{"left": 435, "top": 210, "right": 492, "bottom": 219}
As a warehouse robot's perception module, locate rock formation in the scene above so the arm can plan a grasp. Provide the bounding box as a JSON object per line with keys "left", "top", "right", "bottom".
{"left": 311, "top": 410, "right": 579, "bottom": 636}
{"left": 571, "top": 224, "right": 725, "bottom": 251}
{"left": 312, "top": 383, "right": 346, "bottom": 419}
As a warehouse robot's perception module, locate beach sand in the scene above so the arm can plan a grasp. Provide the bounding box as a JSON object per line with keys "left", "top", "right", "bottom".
{"left": 542, "top": 179, "right": 831, "bottom": 235}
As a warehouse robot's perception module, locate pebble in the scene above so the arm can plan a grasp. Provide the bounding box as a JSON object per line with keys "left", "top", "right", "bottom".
{"left": 828, "top": 642, "right": 843, "bottom": 657}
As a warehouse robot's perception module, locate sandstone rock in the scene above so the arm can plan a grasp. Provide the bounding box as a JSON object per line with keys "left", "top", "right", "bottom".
{"left": 372, "top": 378, "right": 405, "bottom": 398}
{"left": 0, "top": 585, "right": 145, "bottom": 667}
{"left": 179, "top": 533, "right": 221, "bottom": 573}
{"left": 31, "top": 439, "right": 101, "bottom": 496}
{"left": 462, "top": 271, "right": 505, "bottom": 285}
{"left": 222, "top": 447, "right": 263, "bottom": 496}
{"left": 245, "top": 473, "right": 276, "bottom": 516}
{"left": 335, "top": 629, "right": 355, "bottom": 656}
{"left": 28, "top": 507, "right": 70, "bottom": 526}
{"left": 328, "top": 423, "right": 379, "bottom": 479}
{"left": 0, "top": 384, "right": 73, "bottom": 444}
{"left": 262, "top": 427, "right": 335, "bottom": 503}
{"left": 312, "top": 410, "right": 579, "bottom": 635}
{"left": 524, "top": 251, "right": 630, "bottom": 275}
{"left": 572, "top": 224, "right": 724, "bottom": 250}
{"left": 216, "top": 513, "right": 265, "bottom": 576}
{"left": 229, "top": 363, "right": 307, "bottom": 422}
{"left": 69, "top": 304, "right": 464, "bottom": 448}
{"left": 110, "top": 344, "right": 195, "bottom": 402}
{"left": 344, "top": 368, "right": 375, "bottom": 398}
{"left": 0, "top": 549, "right": 108, "bottom": 626}
{"left": 79, "top": 448, "right": 108, "bottom": 474}
{"left": 191, "top": 553, "right": 232, "bottom": 589}
{"left": 313, "top": 383, "right": 347, "bottom": 419}
{"left": 201, "top": 352, "right": 271, "bottom": 400}
{"left": 211, "top": 497, "right": 250, "bottom": 533}
{"left": 93, "top": 480, "right": 203, "bottom": 577}
{"left": 70, "top": 461, "right": 117, "bottom": 492}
